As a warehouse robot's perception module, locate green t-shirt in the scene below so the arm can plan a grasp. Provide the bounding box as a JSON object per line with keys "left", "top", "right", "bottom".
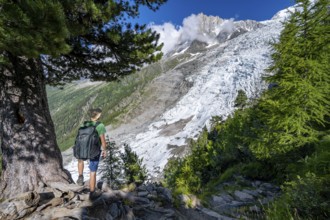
{"left": 83, "top": 121, "right": 106, "bottom": 136}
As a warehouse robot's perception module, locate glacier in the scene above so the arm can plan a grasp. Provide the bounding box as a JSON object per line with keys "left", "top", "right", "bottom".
{"left": 129, "top": 19, "right": 284, "bottom": 173}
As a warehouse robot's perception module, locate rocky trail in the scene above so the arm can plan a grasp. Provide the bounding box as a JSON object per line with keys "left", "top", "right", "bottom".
{"left": 0, "top": 176, "right": 280, "bottom": 220}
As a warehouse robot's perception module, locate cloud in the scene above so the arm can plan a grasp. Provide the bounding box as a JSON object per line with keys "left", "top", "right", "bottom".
{"left": 220, "top": 19, "right": 235, "bottom": 33}
{"left": 151, "top": 14, "right": 236, "bottom": 54}
{"left": 180, "top": 14, "right": 204, "bottom": 42}
{"left": 151, "top": 22, "right": 181, "bottom": 55}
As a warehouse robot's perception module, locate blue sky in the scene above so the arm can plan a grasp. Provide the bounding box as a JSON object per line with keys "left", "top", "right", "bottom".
{"left": 136, "top": 0, "right": 295, "bottom": 25}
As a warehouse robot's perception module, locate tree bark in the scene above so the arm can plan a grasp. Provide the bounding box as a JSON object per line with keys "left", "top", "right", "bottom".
{"left": 0, "top": 55, "right": 73, "bottom": 200}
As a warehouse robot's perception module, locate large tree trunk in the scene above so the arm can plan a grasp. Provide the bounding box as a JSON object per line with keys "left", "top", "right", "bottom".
{"left": 0, "top": 55, "right": 73, "bottom": 200}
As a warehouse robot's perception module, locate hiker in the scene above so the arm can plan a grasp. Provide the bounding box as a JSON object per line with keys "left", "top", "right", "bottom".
{"left": 76, "top": 108, "right": 107, "bottom": 199}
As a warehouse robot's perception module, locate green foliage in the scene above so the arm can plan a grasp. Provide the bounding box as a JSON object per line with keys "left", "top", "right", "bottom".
{"left": 249, "top": 0, "right": 330, "bottom": 158}
{"left": 0, "top": 0, "right": 167, "bottom": 84}
{"left": 275, "top": 138, "right": 328, "bottom": 182}
{"left": 305, "top": 138, "right": 330, "bottom": 177}
{"left": 234, "top": 89, "right": 248, "bottom": 108}
{"left": 267, "top": 172, "right": 330, "bottom": 220}
{"left": 240, "top": 162, "right": 277, "bottom": 181}
{"left": 163, "top": 108, "right": 256, "bottom": 195}
{"left": 217, "top": 164, "right": 241, "bottom": 182}
{"left": 163, "top": 158, "right": 183, "bottom": 189}
{"left": 100, "top": 137, "right": 123, "bottom": 189}
{"left": 121, "top": 144, "right": 147, "bottom": 186}
{"left": 266, "top": 134, "right": 330, "bottom": 219}
{"left": 0, "top": 1, "right": 70, "bottom": 57}
{"left": 174, "top": 160, "right": 202, "bottom": 195}
{"left": 164, "top": 128, "right": 222, "bottom": 195}
{"left": 210, "top": 115, "right": 254, "bottom": 165}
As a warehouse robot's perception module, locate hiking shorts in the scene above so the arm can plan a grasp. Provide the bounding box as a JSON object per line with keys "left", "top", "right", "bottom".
{"left": 89, "top": 154, "right": 100, "bottom": 172}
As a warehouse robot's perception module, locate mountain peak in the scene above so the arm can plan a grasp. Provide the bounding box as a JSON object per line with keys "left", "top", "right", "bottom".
{"left": 154, "top": 13, "right": 265, "bottom": 55}
{"left": 196, "top": 13, "right": 225, "bottom": 37}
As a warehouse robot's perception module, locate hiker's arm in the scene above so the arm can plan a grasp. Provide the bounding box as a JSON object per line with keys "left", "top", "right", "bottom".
{"left": 100, "top": 134, "right": 107, "bottom": 157}
{"left": 100, "top": 134, "right": 106, "bottom": 150}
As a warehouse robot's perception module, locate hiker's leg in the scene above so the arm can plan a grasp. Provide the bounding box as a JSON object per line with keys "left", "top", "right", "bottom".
{"left": 88, "top": 154, "right": 100, "bottom": 192}
{"left": 89, "top": 171, "right": 102, "bottom": 200}
{"left": 76, "top": 159, "right": 85, "bottom": 185}
{"left": 90, "top": 171, "right": 96, "bottom": 192}
{"left": 78, "top": 159, "right": 84, "bottom": 175}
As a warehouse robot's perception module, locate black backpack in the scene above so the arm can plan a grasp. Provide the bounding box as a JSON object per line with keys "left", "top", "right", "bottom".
{"left": 73, "top": 121, "right": 101, "bottom": 160}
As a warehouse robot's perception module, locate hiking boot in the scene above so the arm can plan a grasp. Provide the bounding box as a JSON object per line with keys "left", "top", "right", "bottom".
{"left": 89, "top": 190, "right": 102, "bottom": 201}
{"left": 76, "top": 175, "right": 84, "bottom": 186}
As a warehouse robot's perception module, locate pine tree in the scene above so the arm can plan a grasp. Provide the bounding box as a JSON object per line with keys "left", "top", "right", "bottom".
{"left": 100, "top": 137, "right": 123, "bottom": 189}
{"left": 250, "top": 0, "right": 330, "bottom": 158}
{"left": 0, "top": 0, "right": 166, "bottom": 199}
{"left": 121, "top": 144, "right": 147, "bottom": 186}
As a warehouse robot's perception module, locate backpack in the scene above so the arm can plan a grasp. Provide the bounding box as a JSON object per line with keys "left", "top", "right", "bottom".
{"left": 73, "top": 121, "right": 101, "bottom": 160}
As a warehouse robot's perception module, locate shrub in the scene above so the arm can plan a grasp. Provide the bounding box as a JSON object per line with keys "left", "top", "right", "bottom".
{"left": 121, "top": 144, "right": 147, "bottom": 186}
{"left": 101, "top": 141, "right": 148, "bottom": 188}
{"left": 267, "top": 172, "right": 330, "bottom": 219}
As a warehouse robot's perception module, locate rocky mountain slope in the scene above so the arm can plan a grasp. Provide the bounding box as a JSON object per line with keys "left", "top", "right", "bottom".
{"left": 60, "top": 8, "right": 294, "bottom": 180}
